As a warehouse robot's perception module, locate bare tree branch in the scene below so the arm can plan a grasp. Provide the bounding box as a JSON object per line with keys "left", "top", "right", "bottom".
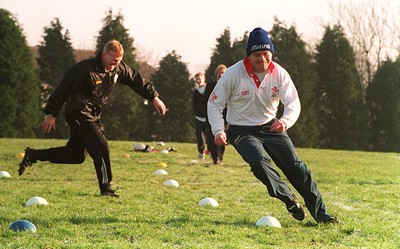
{"left": 326, "top": 0, "right": 399, "bottom": 86}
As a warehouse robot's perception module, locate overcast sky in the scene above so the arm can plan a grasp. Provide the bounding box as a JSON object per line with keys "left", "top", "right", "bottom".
{"left": 1, "top": 0, "right": 397, "bottom": 75}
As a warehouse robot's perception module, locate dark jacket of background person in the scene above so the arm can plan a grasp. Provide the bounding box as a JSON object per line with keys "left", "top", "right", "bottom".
{"left": 193, "top": 88, "right": 207, "bottom": 119}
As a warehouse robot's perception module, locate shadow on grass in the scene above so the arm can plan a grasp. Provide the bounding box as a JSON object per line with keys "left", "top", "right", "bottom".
{"left": 347, "top": 179, "right": 396, "bottom": 185}
{"left": 67, "top": 216, "right": 120, "bottom": 225}
{"left": 0, "top": 216, "right": 121, "bottom": 231}
{"left": 142, "top": 215, "right": 322, "bottom": 229}
{"left": 134, "top": 216, "right": 256, "bottom": 228}
{"left": 212, "top": 219, "right": 255, "bottom": 228}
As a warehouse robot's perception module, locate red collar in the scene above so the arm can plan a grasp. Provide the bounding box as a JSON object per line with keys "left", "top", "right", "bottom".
{"left": 243, "top": 57, "right": 275, "bottom": 88}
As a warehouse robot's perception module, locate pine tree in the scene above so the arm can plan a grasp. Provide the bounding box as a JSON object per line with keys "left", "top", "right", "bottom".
{"left": 269, "top": 18, "right": 319, "bottom": 148}
{"left": 315, "top": 25, "right": 370, "bottom": 150}
{"left": 366, "top": 58, "right": 400, "bottom": 152}
{"left": 37, "top": 18, "right": 76, "bottom": 138}
{"left": 150, "top": 51, "right": 194, "bottom": 142}
{"left": 38, "top": 18, "right": 76, "bottom": 88}
{"left": 0, "top": 9, "right": 41, "bottom": 137}
{"left": 95, "top": 9, "right": 148, "bottom": 140}
{"left": 95, "top": 10, "right": 137, "bottom": 67}
{"left": 205, "top": 28, "right": 247, "bottom": 82}
{"left": 231, "top": 32, "right": 248, "bottom": 64}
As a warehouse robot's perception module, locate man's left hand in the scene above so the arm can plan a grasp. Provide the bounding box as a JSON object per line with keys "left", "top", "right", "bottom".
{"left": 152, "top": 97, "right": 167, "bottom": 115}
{"left": 270, "top": 120, "right": 287, "bottom": 133}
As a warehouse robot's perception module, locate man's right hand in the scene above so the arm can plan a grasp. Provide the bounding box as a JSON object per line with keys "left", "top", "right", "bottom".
{"left": 42, "top": 116, "right": 56, "bottom": 134}
{"left": 214, "top": 132, "right": 228, "bottom": 146}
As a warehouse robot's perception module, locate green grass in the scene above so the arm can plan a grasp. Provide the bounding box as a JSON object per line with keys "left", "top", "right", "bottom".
{"left": 0, "top": 138, "right": 399, "bottom": 248}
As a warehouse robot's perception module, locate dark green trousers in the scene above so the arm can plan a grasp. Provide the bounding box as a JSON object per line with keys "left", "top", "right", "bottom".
{"left": 227, "top": 120, "right": 332, "bottom": 222}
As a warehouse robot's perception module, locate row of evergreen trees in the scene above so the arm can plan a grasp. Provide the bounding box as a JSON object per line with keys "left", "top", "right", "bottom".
{"left": 0, "top": 8, "right": 399, "bottom": 152}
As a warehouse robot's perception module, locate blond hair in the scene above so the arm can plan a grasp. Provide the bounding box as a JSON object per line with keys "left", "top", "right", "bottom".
{"left": 194, "top": 72, "right": 205, "bottom": 80}
{"left": 103, "top": 40, "right": 124, "bottom": 56}
{"left": 214, "top": 64, "right": 227, "bottom": 78}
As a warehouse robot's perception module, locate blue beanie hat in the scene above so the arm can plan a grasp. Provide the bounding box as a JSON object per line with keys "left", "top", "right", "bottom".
{"left": 246, "top": 27, "right": 274, "bottom": 56}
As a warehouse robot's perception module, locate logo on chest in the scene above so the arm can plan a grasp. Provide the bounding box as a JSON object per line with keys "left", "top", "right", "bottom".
{"left": 241, "top": 90, "right": 250, "bottom": 96}
{"left": 209, "top": 92, "right": 218, "bottom": 102}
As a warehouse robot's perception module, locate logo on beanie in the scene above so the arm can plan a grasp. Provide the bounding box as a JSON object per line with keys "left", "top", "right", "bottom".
{"left": 251, "top": 44, "right": 272, "bottom": 53}
{"left": 246, "top": 27, "right": 274, "bottom": 55}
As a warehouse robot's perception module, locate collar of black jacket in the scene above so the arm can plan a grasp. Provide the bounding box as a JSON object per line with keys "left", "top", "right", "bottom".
{"left": 94, "top": 52, "right": 110, "bottom": 73}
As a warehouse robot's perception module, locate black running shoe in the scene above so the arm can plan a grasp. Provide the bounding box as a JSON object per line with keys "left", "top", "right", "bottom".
{"left": 18, "top": 147, "right": 35, "bottom": 176}
{"left": 101, "top": 187, "right": 120, "bottom": 197}
{"left": 286, "top": 195, "right": 306, "bottom": 221}
{"left": 321, "top": 217, "right": 340, "bottom": 225}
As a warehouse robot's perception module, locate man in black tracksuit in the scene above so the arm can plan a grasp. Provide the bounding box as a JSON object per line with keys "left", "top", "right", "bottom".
{"left": 18, "top": 40, "right": 167, "bottom": 197}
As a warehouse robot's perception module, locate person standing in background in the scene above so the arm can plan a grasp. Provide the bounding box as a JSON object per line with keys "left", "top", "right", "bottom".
{"left": 204, "top": 64, "right": 227, "bottom": 164}
{"left": 193, "top": 72, "right": 207, "bottom": 159}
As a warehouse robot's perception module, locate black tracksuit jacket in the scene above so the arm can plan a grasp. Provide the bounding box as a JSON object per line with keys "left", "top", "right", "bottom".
{"left": 43, "top": 52, "right": 159, "bottom": 121}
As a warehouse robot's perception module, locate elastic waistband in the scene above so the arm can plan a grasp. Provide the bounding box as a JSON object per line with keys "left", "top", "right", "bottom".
{"left": 229, "top": 119, "right": 276, "bottom": 130}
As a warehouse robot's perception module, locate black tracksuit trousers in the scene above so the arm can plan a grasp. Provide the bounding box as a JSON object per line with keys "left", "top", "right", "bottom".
{"left": 32, "top": 118, "right": 112, "bottom": 192}
{"left": 226, "top": 120, "right": 332, "bottom": 222}
{"left": 205, "top": 122, "right": 225, "bottom": 163}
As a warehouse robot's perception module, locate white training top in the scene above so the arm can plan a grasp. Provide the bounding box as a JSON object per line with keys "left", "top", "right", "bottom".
{"left": 207, "top": 59, "right": 301, "bottom": 136}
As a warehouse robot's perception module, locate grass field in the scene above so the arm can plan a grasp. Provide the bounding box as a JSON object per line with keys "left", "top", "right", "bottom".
{"left": 0, "top": 138, "right": 399, "bottom": 248}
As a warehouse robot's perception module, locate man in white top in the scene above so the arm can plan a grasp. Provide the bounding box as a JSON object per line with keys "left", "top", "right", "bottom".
{"left": 208, "top": 27, "right": 338, "bottom": 224}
